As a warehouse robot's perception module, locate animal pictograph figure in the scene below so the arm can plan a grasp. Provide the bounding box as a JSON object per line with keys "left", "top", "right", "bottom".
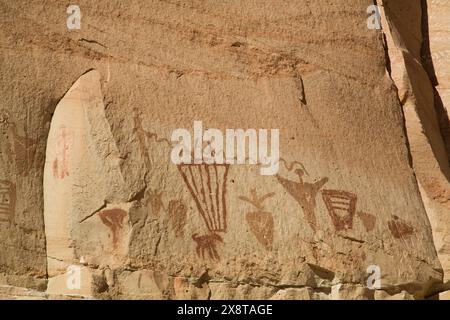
{"left": 192, "top": 233, "right": 223, "bottom": 261}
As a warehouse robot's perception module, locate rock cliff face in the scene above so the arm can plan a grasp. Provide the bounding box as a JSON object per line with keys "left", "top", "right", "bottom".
{"left": 0, "top": 0, "right": 448, "bottom": 299}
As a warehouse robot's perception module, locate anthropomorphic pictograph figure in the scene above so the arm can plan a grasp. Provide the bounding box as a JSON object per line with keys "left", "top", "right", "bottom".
{"left": 277, "top": 167, "right": 328, "bottom": 231}
{"left": 178, "top": 163, "right": 229, "bottom": 261}
{"left": 53, "top": 125, "right": 72, "bottom": 179}
{"left": 99, "top": 208, "right": 127, "bottom": 249}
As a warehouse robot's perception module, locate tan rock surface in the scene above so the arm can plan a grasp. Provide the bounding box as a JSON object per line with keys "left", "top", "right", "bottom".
{"left": 425, "top": 0, "right": 450, "bottom": 286}
{"left": 0, "top": 0, "right": 448, "bottom": 299}
{"left": 427, "top": 0, "right": 450, "bottom": 151}
{"left": 380, "top": 0, "right": 450, "bottom": 294}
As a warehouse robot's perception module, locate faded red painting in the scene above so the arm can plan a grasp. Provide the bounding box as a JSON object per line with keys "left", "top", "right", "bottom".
{"left": 0, "top": 180, "right": 15, "bottom": 222}
{"left": 168, "top": 199, "right": 187, "bottom": 238}
{"left": 192, "top": 233, "right": 223, "bottom": 261}
{"left": 357, "top": 211, "right": 376, "bottom": 232}
{"left": 388, "top": 215, "right": 415, "bottom": 239}
{"left": 239, "top": 189, "right": 275, "bottom": 250}
{"left": 53, "top": 125, "right": 72, "bottom": 179}
{"left": 99, "top": 208, "right": 127, "bottom": 248}
{"left": 146, "top": 189, "right": 164, "bottom": 215}
{"left": 276, "top": 168, "right": 328, "bottom": 231}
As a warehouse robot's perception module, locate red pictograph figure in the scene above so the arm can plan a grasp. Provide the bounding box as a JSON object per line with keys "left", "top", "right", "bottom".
{"left": 388, "top": 215, "right": 415, "bottom": 239}
{"left": 53, "top": 125, "right": 72, "bottom": 179}
{"left": 321, "top": 189, "right": 357, "bottom": 231}
{"left": 168, "top": 199, "right": 187, "bottom": 238}
{"left": 192, "top": 233, "right": 223, "bottom": 261}
{"left": 146, "top": 189, "right": 164, "bottom": 216}
{"left": 0, "top": 110, "right": 38, "bottom": 177}
{"left": 178, "top": 163, "right": 229, "bottom": 261}
{"left": 276, "top": 168, "right": 328, "bottom": 231}
{"left": 0, "top": 180, "right": 15, "bottom": 222}
{"left": 239, "top": 189, "right": 275, "bottom": 251}
{"left": 98, "top": 209, "right": 127, "bottom": 248}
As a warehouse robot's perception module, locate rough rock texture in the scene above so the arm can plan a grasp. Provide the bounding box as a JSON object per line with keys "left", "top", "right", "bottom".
{"left": 425, "top": 1, "right": 450, "bottom": 292}
{"left": 426, "top": 0, "right": 450, "bottom": 154}
{"left": 423, "top": 0, "right": 450, "bottom": 299}
{"left": 380, "top": 0, "right": 450, "bottom": 298}
{"left": 0, "top": 0, "right": 448, "bottom": 299}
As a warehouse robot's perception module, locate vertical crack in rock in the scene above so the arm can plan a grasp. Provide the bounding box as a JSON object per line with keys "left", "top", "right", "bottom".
{"left": 43, "top": 70, "right": 130, "bottom": 297}
{"left": 420, "top": 0, "right": 450, "bottom": 165}
{"left": 294, "top": 75, "right": 307, "bottom": 106}
{"left": 380, "top": 0, "right": 450, "bottom": 296}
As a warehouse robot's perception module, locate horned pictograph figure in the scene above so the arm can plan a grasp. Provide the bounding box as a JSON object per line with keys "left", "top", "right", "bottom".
{"left": 276, "top": 164, "right": 328, "bottom": 231}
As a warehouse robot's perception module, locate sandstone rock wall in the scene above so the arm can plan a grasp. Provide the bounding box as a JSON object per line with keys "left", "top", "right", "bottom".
{"left": 0, "top": 0, "right": 448, "bottom": 299}
{"left": 380, "top": 0, "right": 450, "bottom": 298}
